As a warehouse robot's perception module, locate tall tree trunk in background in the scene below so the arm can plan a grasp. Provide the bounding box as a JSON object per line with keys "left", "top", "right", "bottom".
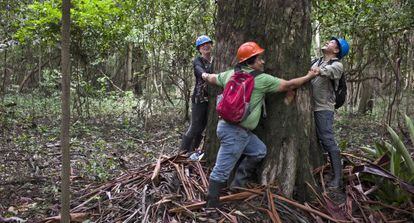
{"left": 60, "top": 0, "right": 71, "bottom": 221}
{"left": 38, "top": 45, "right": 42, "bottom": 87}
{"left": 358, "top": 68, "right": 374, "bottom": 114}
{"left": 126, "top": 43, "right": 133, "bottom": 90}
{"left": 204, "top": 0, "right": 322, "bottom": 200}
{"left": 133, "top": 48, "right": 144, "bottom": 96}
{"left": 2, "top": 47, "right": 6, "bottom": 102}
{"left": 357, "top": 80, "right": 374, "bottom": 114}
{"left": 184, "top": 81, "right": 191, "bottom": 122}
{"left": 313, "top": 20, "right": 321, "bottom": 58}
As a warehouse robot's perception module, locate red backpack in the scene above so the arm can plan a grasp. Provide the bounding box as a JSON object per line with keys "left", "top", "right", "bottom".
{"left": 216, "top": 67, "right": 262, "bottom": 123}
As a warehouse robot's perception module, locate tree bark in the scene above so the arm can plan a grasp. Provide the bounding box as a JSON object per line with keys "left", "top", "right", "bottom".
{"left": 2, "top": 47, "right": 6, "bottom": 102}
{"left": 357, "top": 69, "right": 374, "bottom": 114}
{"left": 38, "top": 45, "right": 42, "bottom": 86}
{"left": 60, "top": 0, "right": 71, "bottom": 222}
{"left": 126, "top": 43, "right": 133, "bottom": 90}
{"left": 204, "top": 0, "right": 322, "bottom": 200}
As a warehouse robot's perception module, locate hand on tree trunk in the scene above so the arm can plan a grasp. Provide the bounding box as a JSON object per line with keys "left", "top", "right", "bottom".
{"left": 284, "top": 90, "right": 296, "bottom": 105}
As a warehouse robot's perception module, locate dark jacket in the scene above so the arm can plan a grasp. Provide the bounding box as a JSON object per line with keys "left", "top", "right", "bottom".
{"left": 192, "top": 56, "right": 213, "bottom": 103}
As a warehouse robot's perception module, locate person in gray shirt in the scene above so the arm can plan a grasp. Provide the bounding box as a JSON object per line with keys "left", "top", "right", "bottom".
{"left": 310, "top": 37, "right": 349, "bottom": 189}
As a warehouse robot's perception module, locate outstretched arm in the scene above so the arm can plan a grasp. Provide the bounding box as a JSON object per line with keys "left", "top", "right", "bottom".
{"left": 276, "top": 70, "right": 318, "bottom": 92}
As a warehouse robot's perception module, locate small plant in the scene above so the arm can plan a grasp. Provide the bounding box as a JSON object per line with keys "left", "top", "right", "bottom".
{"left": 360, "top": 114, "right": 414, "bottom": 204}
{"left": 39, "top": 69, "right": 61, "bottom": 97}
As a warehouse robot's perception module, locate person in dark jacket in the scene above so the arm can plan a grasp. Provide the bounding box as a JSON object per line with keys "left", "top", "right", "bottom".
{"left": 180, "top": 35, "right": 214, "bottom": 153}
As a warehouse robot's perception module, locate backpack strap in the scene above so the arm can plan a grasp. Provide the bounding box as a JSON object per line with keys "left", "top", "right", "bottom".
{"left": 327, "top": 58, "right": 341, "bottom": 90}
{"left": 312, "top": 57, "right": 339, "bottom": 66}
{"left": 311, "top": 57, "right": 341, "bottom": 67}
{"left": 234, "top": 64, "right": 243, "bottom": 72}
{"left": 311, "top": 57, "right": 320, "bottom": 66}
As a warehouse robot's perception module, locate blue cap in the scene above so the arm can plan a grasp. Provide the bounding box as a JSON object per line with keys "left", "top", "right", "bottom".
{"left": 331, "top": 37, "right": 350, "bottom": 59}
{"left": 195, "top": 35, "right": 213, "bottom": 48}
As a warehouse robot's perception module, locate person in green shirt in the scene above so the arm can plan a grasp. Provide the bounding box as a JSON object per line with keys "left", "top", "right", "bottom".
{"left": 201, "top": 41, "right": 319, "bottom": 208}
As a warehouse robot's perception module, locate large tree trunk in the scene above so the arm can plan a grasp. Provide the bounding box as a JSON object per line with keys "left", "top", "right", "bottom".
{"left": 204, "top": 0, "right": 323, "bottom": 200}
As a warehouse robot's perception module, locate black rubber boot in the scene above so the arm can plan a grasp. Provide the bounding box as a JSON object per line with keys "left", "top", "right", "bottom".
{"left": 206, "top": 180, "right": 226, "bottom": 208}
{"left": 230, "top": 156, "right": 262, "bottom": 190}
{"left": 191, "top": 133, "right": 203, "bottom": 150}
{"left": 180, "top": 135, "right": 193, "bottom": 153}
{"left": 327, "top": 150, "right": 342, "bottom": 189}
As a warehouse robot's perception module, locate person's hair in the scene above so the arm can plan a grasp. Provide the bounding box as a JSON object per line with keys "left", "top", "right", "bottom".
{"left": 333, "top": 39, "right": 341, "bottom": 57}
{"left": 239, "top": 55, "right": 258, "bottom": 66}
{"left": 336, "top": 49, "right": 341, "bottom": 58}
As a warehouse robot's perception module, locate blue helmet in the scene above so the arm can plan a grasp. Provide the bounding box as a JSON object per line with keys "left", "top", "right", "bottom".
{"left": 331, "top": 37, "right": 349, "bottom": 59}
{"left": 195, "top": 35, "right": 213, "bottom": 48}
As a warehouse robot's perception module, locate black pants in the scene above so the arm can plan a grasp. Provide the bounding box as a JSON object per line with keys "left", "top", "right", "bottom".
{"left": 181, "top": 102, "right": 208, "bottom": 152}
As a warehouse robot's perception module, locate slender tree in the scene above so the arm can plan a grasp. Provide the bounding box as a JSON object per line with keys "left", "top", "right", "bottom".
{"left": 60, "top": 0, "right": 71, "bottom": 221}
{"left": 204, "top": 0, "right": 323, "bottom": 200}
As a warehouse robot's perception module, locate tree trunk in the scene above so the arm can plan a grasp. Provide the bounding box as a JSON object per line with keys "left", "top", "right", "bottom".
{"left": 126, "top": 43, "right": 133, "bottom": 90}
{"left": 60, "top": 0, "right": 71, "bottom": 221}
{"left": 357, "top": 69, "right": 374, "bottom": 114}
{"left": 204, "top": 0, "right": 322, "bottom": 200}
{"left": 313, "top": 20, "right": 321, "bottom": 58}
{"left": 2, "top": 47, "right": 6, "bottom": 102}
{"left": 38, "top": 45, "right": 42, "bottom": 87}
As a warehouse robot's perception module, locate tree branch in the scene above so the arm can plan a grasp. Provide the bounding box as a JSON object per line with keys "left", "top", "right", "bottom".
{"left": 347, "top": 76, "right": 383, "bottom": 83}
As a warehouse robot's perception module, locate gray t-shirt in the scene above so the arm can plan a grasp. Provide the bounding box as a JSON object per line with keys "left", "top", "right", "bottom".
{"left": 310, "top": 58, "right": 343, "bottom": 111}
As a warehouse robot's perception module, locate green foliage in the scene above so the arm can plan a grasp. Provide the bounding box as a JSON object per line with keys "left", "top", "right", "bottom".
{"left": 312, "top": 0, "right": 413, "bottom": 45}
{"left": 312, "top": 0, "right": 414, "bottom": 103}
{"left": 375, "top": 180, "right": 410, "bottom": 204}
{"left": 360, "top": 146, "right": 377, "bottom": 157}
{"left": 360, "top": 114, "right": 414, "bottom": 204}
{"left": 9, "top": 0, "right": 216, "bottom": 120}
{"left": 39, "top": 69, "right": 61, "bottom": 97}
{"left": 14, "top": 0, "right": 131, "bottom": 56}
{"left": 405, "top": 114, "right": 414, "bottom": 148}
{"left": 14, "top": 0, "right": 62, "bottom": 44}
{"left": 387, "top": 124, "right": 414, "bottom": 176}
{"left": 13, "top": 0, "right": 215, "bottom": 59}
{"left": 1, "top": 1, "right": 33, "bottom": 40}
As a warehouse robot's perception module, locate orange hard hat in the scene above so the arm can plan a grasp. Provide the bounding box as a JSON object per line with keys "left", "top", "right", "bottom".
{"left": 237, "top": 42, "right": 264, "bottom": 63}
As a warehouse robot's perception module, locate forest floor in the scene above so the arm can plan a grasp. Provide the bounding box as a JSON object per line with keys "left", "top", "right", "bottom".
{"left": 0, "top": 95, "right": 405, "bottom": 222}
{"left": 0, "top": 93, "right": 186, "bottom": 222}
